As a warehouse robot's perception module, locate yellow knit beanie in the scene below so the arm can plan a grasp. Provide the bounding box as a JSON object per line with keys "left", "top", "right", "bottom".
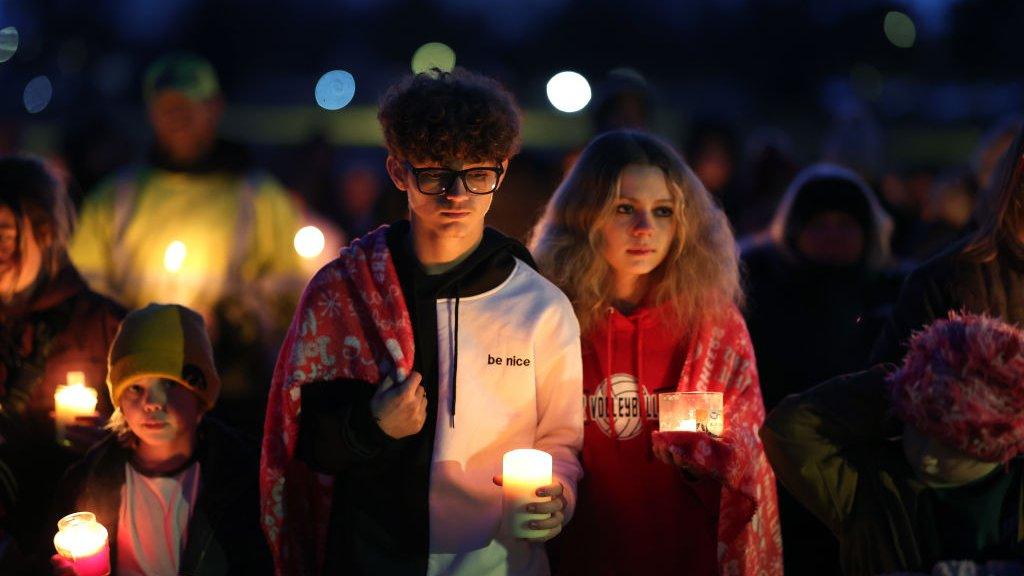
{"left": 107, "top": 303, "right": 220, "bottom": 410}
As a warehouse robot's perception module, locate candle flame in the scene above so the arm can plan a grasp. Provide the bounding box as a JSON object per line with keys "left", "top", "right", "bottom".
{"left": 54, "top": 512, "right": 108, "bottom": 559}
{"left": 163, "top": 241, "right": 187, "bottom": 273}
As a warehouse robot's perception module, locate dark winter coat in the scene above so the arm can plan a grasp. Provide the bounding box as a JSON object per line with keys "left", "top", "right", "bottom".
{"left": 0, "top": 264, "right": 124, "bottom": 558}
{"left": 0, "top": 264, "right": 124, "bottom": 421}
{"left": 871, "top": 237, "right": 1024, "bottom": 365}
{"left": 53, "top": 417, "right": 271, "bottom": 576}
{"left": 742, "top": 244, "right": 902, "bottom": 410}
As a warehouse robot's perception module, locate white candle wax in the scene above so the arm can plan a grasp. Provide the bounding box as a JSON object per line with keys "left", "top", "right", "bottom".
{"left": 53, "top": 512, "right": 111, "bottom": 576}
{"left": 502, "top": 449, "right": 552, "bottom": 539}
{"left": 54, "top": 373, "right": 98, "bottom": 444}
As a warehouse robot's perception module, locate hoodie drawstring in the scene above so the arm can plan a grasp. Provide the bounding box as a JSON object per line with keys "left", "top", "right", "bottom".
{"left": 604, "top": 307, "right": 650, "bottom": 456}
{"left": 604, "top": 308, "right": 617, "bottom": 445}
{"left": 450, "top": 284, "right": 460, "bottom": 428}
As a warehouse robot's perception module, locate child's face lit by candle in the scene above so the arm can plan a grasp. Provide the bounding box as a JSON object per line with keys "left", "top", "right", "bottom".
{"left": 120, "top": 377, "right": 202, "bottom": 447}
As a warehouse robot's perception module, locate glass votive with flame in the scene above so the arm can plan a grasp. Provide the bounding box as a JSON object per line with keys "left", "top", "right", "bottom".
{"left": 53, "top": 512, "right": 110, "bottom": 576}
{"left": 658, "top": 391, "right": 723, "bottom": 436}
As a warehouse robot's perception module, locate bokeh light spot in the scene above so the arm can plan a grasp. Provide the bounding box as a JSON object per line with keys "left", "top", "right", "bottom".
{"left": 294, "top": 226, "right": 326, "bottom": 259}
{"left": 546, "top": 71, "right": 592, "bottom": 113}
{"left": 315, "top": 70, "right": 356, "bottom": 111}
{"left": 884, "top": 11, "right": 916, "bottom": 49}
{"left": 0, "top": 27, "right": 18, "bottom": 63}
{"left": 411, "top": 42, "right": 456, "bottom": 74}
{"left": 163, "top": 241, "right": 187, "bottom": 273}
{"left": 23, "top": 76, "right": 53, "bottom": 114}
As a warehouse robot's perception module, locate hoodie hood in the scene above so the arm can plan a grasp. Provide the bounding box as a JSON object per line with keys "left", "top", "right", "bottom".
{"left": 769, "top": 163, "right": 893, "bottom": 272}
{"left": 387, "top": 219, "right": 536, "bottom": 300}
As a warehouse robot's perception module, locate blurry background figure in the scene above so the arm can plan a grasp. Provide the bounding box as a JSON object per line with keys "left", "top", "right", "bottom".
{"left": 683, "top": 119, "right": 742, "bottom": 227}
{"left": 68, "top": 53, "right": 306, "bottom": 437}
{"left": 821, "top": 103, "right": 886, "bottom": 186}
{"left": 561, "top": 69, "right": 657, "bottom": 176}
{"left": 0, "top": 155, "right": 125, "bottom": 567}
{"left": 335, "top": 160, "right": 390, "bottom": 239}
{"left": 871, "top": 125, "right": 1024, "bottom": 365}
{"left": 743, "top": 164, "right": 901, "bottom": 576}
{"left": 971, "top": 115, "right": 1023, "bottom": 195}
{"left": 591, "top": 69, "right": 654, "bottom": 134}
{"left": 878, "top": 166, "right": 936, "bottom": 260}
{"left": 733, "top": 127, "right": 799, "bottom": 236}
{"left": 59, "top": 110, "right": 135, "bottom": 211}
{"left": 744, "top": 163, "right": 899, "bottom": 421}
{"left": 902, "top": 168, "right": 977, "bottom": 261}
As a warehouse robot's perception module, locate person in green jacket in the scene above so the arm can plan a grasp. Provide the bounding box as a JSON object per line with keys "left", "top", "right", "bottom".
{"left": 68, "top": 52, "right": 306, "bottom": 435}
{"left": 762, "top": 312, "right": 1024, "bottom": 576}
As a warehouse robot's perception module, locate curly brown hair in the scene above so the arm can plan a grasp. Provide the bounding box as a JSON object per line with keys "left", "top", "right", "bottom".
{"left": 378, "top": 67, "right": 522, "bottom": 165}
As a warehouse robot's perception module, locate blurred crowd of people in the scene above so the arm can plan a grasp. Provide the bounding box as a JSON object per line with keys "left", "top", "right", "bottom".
{"left": 1, "top": 52, "right": 1023, "bottom": 576}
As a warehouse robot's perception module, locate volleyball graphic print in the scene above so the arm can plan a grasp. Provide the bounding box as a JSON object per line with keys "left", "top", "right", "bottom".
{"left": 588, "top": 373, "right": 657, "bottom": 440}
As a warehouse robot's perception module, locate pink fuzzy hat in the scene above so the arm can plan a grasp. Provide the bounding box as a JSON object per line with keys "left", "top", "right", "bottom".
{"left": 888, "top": 312, "right": 1024, "bottom": 463}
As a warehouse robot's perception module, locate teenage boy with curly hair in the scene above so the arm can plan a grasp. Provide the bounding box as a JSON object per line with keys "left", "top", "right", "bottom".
{"left": 261, "top": 68, "right": 583, "bottom": 576}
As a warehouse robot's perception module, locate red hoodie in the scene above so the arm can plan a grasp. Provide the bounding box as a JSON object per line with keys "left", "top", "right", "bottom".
{"left": 555, "top": 302, "right": 782, "bottom": 576}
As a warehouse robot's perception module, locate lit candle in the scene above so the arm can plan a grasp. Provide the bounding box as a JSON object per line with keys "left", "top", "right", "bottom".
{"left": 53, "top": 512, "right": 110, "bottom": 576}
{"left": 54, "top": 372, "right": 98, "bottom": 444}
{"left": 659, "top": 392, "right": 724, "bottom": 435}
{"left": 502, "top": 449, "right": 552, "bottom": 539}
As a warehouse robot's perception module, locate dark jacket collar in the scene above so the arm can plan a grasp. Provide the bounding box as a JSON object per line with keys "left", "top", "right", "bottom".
{"left": 386, "top": 219, "right": 537, "bottom": 299}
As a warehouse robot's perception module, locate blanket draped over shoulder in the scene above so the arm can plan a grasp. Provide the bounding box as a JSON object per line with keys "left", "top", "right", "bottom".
{"left": 260, "top": 225, "right": 414, "bottom": 575}
{"left": 652, "top": 308, "right": 784, "bottom": 576}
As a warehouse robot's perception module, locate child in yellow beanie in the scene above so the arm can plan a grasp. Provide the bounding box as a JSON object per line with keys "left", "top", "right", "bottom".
{"left": 50, "top": 304, "right": 270, "bottom": 575}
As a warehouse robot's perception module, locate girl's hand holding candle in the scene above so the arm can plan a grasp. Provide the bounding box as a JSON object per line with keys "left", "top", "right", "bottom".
{"left": 52, "top": 512, "right": 110, "bottom": 576}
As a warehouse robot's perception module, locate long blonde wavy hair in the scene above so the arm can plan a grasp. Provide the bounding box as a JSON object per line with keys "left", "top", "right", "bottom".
{"left": 530, "top": 130, "right": 742, "bottom": 334}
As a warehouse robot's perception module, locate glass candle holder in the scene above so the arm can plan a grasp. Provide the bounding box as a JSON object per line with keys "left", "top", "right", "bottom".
{"left": 53, "top": 512, "right": 110, "bottom": 576}
{"left": 658, "top": 391, "right": 724, "bottom": 436}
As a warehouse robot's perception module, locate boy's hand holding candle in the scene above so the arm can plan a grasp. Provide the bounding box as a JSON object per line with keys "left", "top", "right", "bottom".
{"left": 496, "top": 449, "right": 566, "bottom": 542}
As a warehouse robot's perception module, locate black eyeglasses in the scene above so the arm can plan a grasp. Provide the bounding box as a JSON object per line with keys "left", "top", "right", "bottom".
{"left": 405, "top": 163, "right": 504, "bottom": 195}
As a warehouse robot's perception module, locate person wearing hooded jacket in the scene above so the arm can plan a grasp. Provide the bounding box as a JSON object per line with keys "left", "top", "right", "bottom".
{"left": 531, "top": 130, "right": 781, "bottom": 576}
{"left": 741, "top": 163, "right": 901, "bottom": 411}
{"left": 261, "top": 68, "right": 583, "bottom": 576}
{"left": 741, "top": 164, "right": 901, "bottom": 575}
{"left": 0, "top": 156, "right": 125, "bottom": 567}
